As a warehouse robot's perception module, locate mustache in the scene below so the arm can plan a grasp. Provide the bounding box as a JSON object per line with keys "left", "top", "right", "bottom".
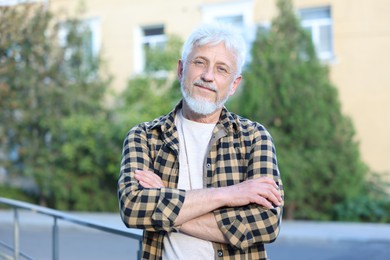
{"left": 193, "top": 80, "right": 217, "bottom": 92}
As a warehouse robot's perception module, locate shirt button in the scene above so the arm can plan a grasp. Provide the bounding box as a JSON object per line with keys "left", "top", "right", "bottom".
{"left": 206, "top": 163, "right": 211, "bottom": 168}
{"left": 217, "top": 250, "right": 223, "bottom": 257}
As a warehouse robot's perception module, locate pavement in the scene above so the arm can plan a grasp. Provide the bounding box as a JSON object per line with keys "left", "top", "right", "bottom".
{"left": 1, "top": 210, "right": 390, "bottom": 260}
{"left": 1, "top": 209, "right": 390, "bottom": 243}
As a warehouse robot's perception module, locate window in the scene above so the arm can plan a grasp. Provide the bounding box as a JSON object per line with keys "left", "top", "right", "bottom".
{"left": 201, "top": 0, "right": 255, "bottom": 66}
{"left": 60, "top": 17, "right": 101, "bottom": 57}
{"left": 58, "top": 17, "right": 101, "bottom": 79}
{"left": 215, "top": 15, "right": 244, "bottom": 28}
{"left": 299, "top": 6, "right": 334, "bottom": 61}
{"left": 134, "top": 24, "right": 166, "bottom": 73}
{"left": 142, "top": 25, "right": 166, "bottom": 50}
{"left": 0, "top": 0, "right": 47, "bottom": 6}
{"left": 201, "top": 0, "right": 253, "bottom": 29}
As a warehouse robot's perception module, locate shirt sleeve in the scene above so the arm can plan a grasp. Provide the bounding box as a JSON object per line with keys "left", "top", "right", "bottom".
{"left": 117, "top": 125, "right": 186, "bottom": 232}
{"left": 213, "top": 127, "right": 284, "bottom": 250}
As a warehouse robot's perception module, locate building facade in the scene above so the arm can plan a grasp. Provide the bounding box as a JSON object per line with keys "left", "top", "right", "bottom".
{"left": 3, "top": 0, "right": 390, "bottom": 176}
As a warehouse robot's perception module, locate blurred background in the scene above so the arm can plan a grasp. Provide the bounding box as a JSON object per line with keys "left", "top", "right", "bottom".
{"left": 0, "top": 0, "right": 390, "bottom": 259}
{"left": 0, "top": 0, "right": 389, "bottom": 259}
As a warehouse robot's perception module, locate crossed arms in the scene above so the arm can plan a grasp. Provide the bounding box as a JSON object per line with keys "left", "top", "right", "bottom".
{"left": 118, "top": 123, "right": 284, "bottom": 250}
{"left": 135, "top": 169, "right": 282, "bottom": 243}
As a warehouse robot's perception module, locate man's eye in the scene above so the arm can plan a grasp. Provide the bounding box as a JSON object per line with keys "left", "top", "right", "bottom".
{"left": 193, "top": 60, "right": 205, "bottom": 66}
{"left": 217, "top": 66, "right": 228, "bottom": 73}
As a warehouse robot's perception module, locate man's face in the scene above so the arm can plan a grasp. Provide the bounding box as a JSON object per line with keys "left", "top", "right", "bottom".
{"left": 178, "top": 43, "right": 242, "bottom": 115}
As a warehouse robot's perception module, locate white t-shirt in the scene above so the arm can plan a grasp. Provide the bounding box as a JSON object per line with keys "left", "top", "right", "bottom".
{"left": 163, "top": 110, "right": 216, "bottom": 260}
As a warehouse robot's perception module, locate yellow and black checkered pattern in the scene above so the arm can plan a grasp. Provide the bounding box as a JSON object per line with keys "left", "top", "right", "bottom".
{"left": 118, "top": 101, "right": 284, "bottom": 259}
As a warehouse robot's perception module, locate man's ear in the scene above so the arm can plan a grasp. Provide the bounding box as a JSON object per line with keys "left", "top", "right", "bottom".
{"left": 229, "top": 75, "right": 242, "bottom": 96}
{"left": 177, "top": 60, "right": 184, "bottom": 81}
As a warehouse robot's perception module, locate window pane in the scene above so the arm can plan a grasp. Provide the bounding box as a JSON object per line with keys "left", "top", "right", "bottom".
{"left": 142, "top": 25, "right": 166, "bottom": 71}
{"left": 299, "top": 7, "right": 330, "bottom": 20}
{"left": 216, "top": 15, "right": 244, "bottom": 27}
{"left": 0, "top": 0, "right": 45, "bottom": 6}
{"left": 143, "top": 26, "right": 164, "bottom": 37}
{"left": 302, "top": 25, "right": 313, "bottom": 38}
{"left": 319, "top": 24, "right": 332, "bottom": 53}
{"left": 142, "top": 25, "right": 166, "bottom": 49}
{"left": 299, "top": 6, "right": 333, "bottom": 60}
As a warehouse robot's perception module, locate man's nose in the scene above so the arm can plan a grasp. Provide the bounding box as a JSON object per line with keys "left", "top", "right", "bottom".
{"left": 201, "top": 66, "right": 215, "bottom": 82}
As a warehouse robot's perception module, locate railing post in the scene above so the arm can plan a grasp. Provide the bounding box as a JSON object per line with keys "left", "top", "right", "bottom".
{"left": 52, "top": 217, "right": 59, "bottom": 260}
{"left": 138, "top": 239, "right": 142, "bottom": 260}
{"left": 13, "top": 208, "right": 20, "bottom": 260}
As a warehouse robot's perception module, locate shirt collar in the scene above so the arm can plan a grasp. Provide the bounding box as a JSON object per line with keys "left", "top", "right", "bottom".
{"left": 148, "top": 100, "right": 239, "bottom": 134}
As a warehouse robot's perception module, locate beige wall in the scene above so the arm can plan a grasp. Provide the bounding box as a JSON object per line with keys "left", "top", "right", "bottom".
{"left": 329, "top": 0, "right": 390, "bottom": 175}
{"left": 295, "top": 0, "right": 390, "bottom": 175}
{"left": 49, "top": 0, "right": 390, "bottom": 175}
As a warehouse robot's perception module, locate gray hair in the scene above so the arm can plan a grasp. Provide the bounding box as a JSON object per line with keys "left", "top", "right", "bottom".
{"left": 181, "top": 23, "right": 247, "bottom": 75}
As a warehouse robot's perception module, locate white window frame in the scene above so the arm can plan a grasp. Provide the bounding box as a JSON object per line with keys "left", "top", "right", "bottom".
{"left": 201, "top": 0, "right": 253, "bottom": 26}
{"left": 142, "top": 32, "right": 166, "bottom": 50}
{"left": 84, "top": 17, "right": 102, "bottom": 57}
{"left": 133, "top": 25, "right": 166, "bottom": 74}
{"left": 133, "top": 27, "right": 143, "bottom": 74}
{"left": 201, "top": 0, "right": 255, "bottom": 41}
{"left": 299, "top": 6, "right": 334, "bottom": 61}
{"left": 201, "top": 0, "right": 255, "bottom": 66}
{"left": 58, "top": 16, "right": 101, "bottom": 66}
{"left": 0, "top": 0, "right": 47, "bottom": 6}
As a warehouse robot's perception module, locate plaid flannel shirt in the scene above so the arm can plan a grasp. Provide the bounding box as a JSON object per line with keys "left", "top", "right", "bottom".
{"left": 118, "top": 101, "right": 284, "bottom": 260}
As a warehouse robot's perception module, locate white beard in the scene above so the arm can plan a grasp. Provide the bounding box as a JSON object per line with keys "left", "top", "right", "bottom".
{"left": 180, "top": 80, "right": 231, "bottom": 116}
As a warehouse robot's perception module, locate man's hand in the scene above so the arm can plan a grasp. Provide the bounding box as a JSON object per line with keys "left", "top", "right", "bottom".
{"left": 134, "top": 169, "right": 282, "bottom": 242}
{"left": 134, "top": 169, "right": 165, "bottom": 188}
{"left": 223, "top": 177, "right": 282, "bottom": 209}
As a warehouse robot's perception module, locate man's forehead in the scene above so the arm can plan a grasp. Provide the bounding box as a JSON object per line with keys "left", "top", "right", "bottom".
{"left": 192, "top": 42, "right": 228, "bottom": 52}
{"left": 190, "top": 43, "right": 236, "bottom": 63}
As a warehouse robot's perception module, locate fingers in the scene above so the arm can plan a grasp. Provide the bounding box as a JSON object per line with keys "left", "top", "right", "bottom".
{"left": 255, "top": 196, "right": 274, "bottom": 209}
{"left": 259, "top": 178, "right": 282, "bottom": 208}
{"left": 134, "top": 169, "right": 165, "bottom": 188}
{"left": 255, "top": 176, "right": 279, "bottom": 189}
{"left": 258, "top": 187, "right": 282, "bottom": 208}
{"left": 245, "top": 177, "right": 282, "bottom": 209}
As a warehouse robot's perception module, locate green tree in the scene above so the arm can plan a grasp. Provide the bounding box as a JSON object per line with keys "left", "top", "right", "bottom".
{"left": 115, "top": 35, "right": 183, "bottom": 135}
{"left": 144, "top": 34, "right": 183, "bottom": 72}
{"left": 0, "top": 4, "right": 117, "bottom": 210}
{"left": 231, "top": 0, "right": 368, "bottom": 220}
{"left": 54, "top": 113, "right": 121, "bottom": 211}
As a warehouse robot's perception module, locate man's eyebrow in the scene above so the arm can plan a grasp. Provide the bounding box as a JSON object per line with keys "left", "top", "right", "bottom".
{"left": 192, "top": 56, "right": 208, "bottom": 61}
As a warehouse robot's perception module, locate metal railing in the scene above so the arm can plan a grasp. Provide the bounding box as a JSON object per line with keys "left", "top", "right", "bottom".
{"left": 0, "top": 197, "right": 143, "bottom": 260}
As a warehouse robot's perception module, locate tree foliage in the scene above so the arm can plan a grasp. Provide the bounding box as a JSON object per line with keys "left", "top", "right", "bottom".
{"left": 0, "top": 4, "right": 118, "bottom": 210}
{"left": 144, "top": 34, "right": 183, "bottom": 72}
{"left": 231, "top": 0, "right": 369, "bottom": 220}
{"left": 115, "top": 35, "right": 183, "bottom": 135}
